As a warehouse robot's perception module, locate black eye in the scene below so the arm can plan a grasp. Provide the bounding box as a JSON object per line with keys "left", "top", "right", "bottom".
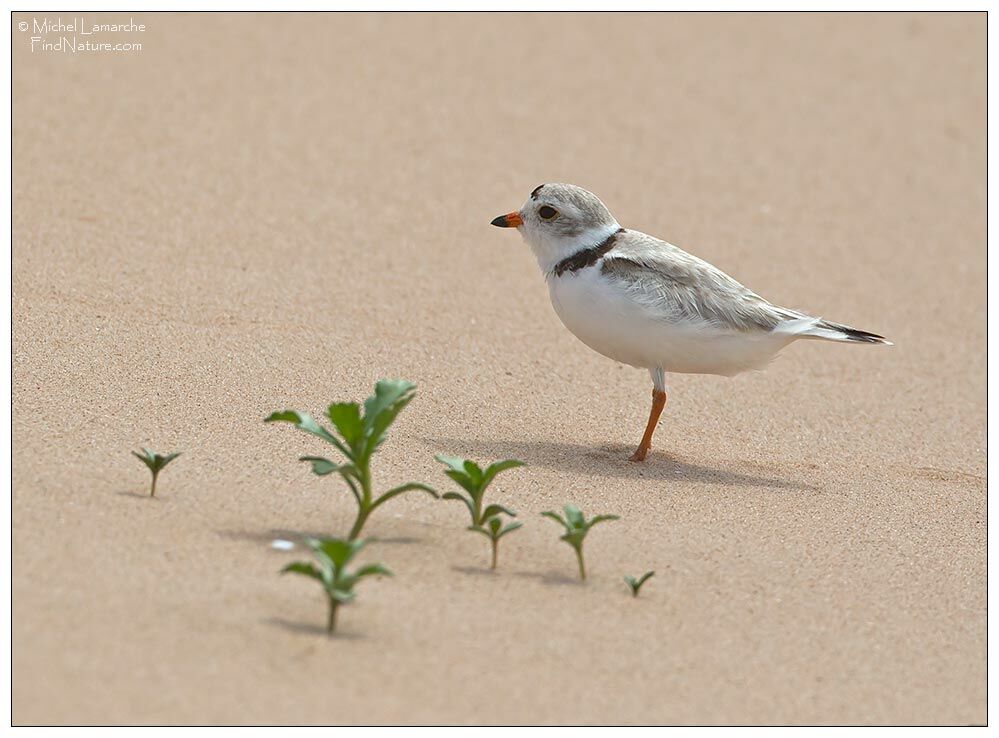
{"left": 538, "top": 206, "right": 558, "bottom": 220}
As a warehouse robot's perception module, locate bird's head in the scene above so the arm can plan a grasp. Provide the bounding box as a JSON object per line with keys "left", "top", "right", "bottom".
{"left": 491, "top": 183, "right": 621, "bottom": 274}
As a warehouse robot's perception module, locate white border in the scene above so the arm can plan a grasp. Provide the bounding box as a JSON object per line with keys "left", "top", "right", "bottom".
{"left": 5, "top": 4, "right": 992, "bottom": 732}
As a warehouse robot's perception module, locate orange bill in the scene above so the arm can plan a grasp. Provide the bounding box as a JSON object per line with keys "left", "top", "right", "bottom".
{"left": 490, "top": 212, "right": 523, "bottom": 228}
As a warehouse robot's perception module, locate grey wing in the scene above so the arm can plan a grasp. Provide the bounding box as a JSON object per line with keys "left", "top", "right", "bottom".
{"left": 600, "top": 238, "right": 802, "bottom": 332}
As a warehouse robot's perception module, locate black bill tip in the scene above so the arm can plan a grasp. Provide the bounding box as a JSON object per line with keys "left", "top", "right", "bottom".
{"left": 491, "top": 215, "right": 511, "bottom": 227}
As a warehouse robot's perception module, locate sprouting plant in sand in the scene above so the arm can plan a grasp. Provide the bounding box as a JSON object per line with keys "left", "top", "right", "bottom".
{"left": 437, "top": 455, "right": 524, "bottom": 569}
{"left": 280, "top": 537, "right": 390, "bottom": 635}
{"left": 131, "top": 448, "right": 181, "bottom": 498}
{"left": 541, "top": 504, "right": 619, "bottom": 580}
{"left": 624, "top": 571, "right": 655, "bottom": 597}
{"left": 266, "top": 379, "right": 438, "bottom": 539}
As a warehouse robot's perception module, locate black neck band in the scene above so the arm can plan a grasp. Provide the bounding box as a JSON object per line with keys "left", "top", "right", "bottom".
{"left": 552, "top": 228, "right": 625, "bottom": 278}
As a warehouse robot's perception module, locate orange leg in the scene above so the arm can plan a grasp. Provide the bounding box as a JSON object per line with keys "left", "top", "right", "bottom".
{"left": 629, "top": 389, "right": 668, "bottom": 462}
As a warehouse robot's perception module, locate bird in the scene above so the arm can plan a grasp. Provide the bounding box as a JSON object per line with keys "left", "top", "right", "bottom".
{"left": 491, "top": 183, "right": 891, "bottom": 462}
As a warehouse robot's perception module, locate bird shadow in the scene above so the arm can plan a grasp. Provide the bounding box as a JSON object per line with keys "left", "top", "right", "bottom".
{"left": 263, "top": 617, "right": 365, "bottom": 640}
{"left": 421, "top": 436, "right": 818, "bottom": 492}
{"left": 217, "top": 528, "right": 423, "bottom": 546}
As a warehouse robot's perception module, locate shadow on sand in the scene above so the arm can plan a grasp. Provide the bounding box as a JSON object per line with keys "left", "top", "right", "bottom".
{"left": 451, "top": 564, "right": 497, "bottom": 577}
{"left": 421, "top": 436, "right": 818, "bottom": 492}
{"left": 115, "top": 490, "right": 162, "bottom": 501}
{"left": 217, "top": 528, "right": 423, "bottom": 546}
{"left": 263, "top": 617, "right": 365, "bottom": 640}
{"left": 513, "top": 570, "right": 586, "bottom": 588}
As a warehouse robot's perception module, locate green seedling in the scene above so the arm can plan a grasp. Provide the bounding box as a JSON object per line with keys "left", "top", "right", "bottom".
{"left": 437, "top": 456, "right": 525, "bottom": 569}
{"left": 472, "top": 517, "right": 524, "bottom": 571}
{"left": 131, "top": 448, "right": 181, "bottom": 498}
{"left": 541, "top": 504, "right": 619, "bottom": 580}
{"left": 266, "top": 379, "right": 438, "bottom": 539}
{"left": 624, "top": 571, "right": 655, "bottom": 597}
{"left": 280, "top": 537, "right": 390, "bottom": 635}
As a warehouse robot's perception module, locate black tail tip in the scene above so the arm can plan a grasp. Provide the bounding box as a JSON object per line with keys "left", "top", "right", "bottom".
{"left": 842, "top": 326, "right": 892, "bottom": 344}
{"left": 821, "top": 320, "right": 892, "bottom": 345}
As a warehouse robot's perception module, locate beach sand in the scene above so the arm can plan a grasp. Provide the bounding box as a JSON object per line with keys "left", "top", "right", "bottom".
{"left": 12, "top": 12, "right": 985, "bottom": 725}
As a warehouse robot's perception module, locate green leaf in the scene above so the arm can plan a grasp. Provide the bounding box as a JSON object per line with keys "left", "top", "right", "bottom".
{"left": 311, "top": 460, "right": 362, "bottom": 504}
{"left": 443, "top": 491, "right": 476, "bottom": 522}
{"left": 561, "top": 530, "right": 586, "bottom": 549}
{"left": 132, "top": 448, "right": 181, "bottom": 473}
{"left": 481, "top": 459, "right": 525, "bottom": 488}
{"left": 363, "top": 379, "right": 416, "bottom": 423}
{"left": 563, "top": 505, "right": 585, "bottom": 530}
{"left": 281, "top": 561, "right": 323, "bottom": 582}
{"left": 355, "top": 563, "right": 393, "bottom": 579}
{"left": 541, "top": 511, "right": 569, "bottom": 531}
{"left": 132, "top": 450, "right": 155, "bottom": 471}
{"left": 462, "top": 460, "right": 484, "bottom": 487}
{"left": 361, "top": 380, "right": 416, "bottom": 454}
{"left": 335, "top": 462, "right": 361, "bottom": 480}
{"left": 320, "top": 461, "right": 361, "bottom": 489}
{"left": 625, "top": 571, "right": 655, "bottom": 595}
{"left": 372, "top": 482, "right": 439, "bottom": 510}
{"left": 482, "top": 503, "right": 516, "bottom": 521}
{"left": 467, "top": 525, "right": 492, "bottom": 539}
{"left": 329, "top": 589, "right": 357, "bottom": 604}
{"left": 498, "top": 521, "right": 524, "bottom": 538}
{"left": 299, "top": 456, "right": 340, "bottom": 476}
{"left": 297, "top": 457, "right": 362, "bottom": 505}
{"left": 265, "top": 410, "right": 350, "bottom": 458}
{"left": 435, "top": 454, "right": 469, "bottom": 473}
{"left": 309, "top": 537, "right": 366, "bottom": 569}
{"left": 588, "top": 514, "right": 620, "bottom": 528}
{"left": 443, "top": 468, "right": 480, "bottom": 496}
{"left": 327, "top": 402, "right": 364, "bottom": 447}
{"left": 484, "top": 517, "right": 523, "bottom": 540}
{"left": 159, "top": 451, "right": 182, "bottom": 467}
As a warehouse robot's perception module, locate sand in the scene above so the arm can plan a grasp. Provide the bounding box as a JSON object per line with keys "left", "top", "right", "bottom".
{"left": 12, "top": 12, "right": 985, "bottom": 725}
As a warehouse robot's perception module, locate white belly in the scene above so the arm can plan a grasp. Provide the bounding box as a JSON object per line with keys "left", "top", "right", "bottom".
{"left": 548, "top": 268, "right": 794, "bottom": 376}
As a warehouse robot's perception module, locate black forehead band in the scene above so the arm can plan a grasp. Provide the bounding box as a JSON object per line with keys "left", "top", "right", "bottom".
{"left": 530, "top": 184, "right": 545, "bottom": 200}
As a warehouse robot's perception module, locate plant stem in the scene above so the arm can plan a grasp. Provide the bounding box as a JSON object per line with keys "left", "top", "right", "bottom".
{"left": 150, "top": 471, "right": 158, "bottom": 498}
{"left": 347, "top": 467, "right": 373, "bottom": 540}
{"left": 473, "top": 493, "right": 484, "bottom": 528}
{"left": 327, "top": 599, "right": 338, "bottom": 634}
{"left": 575, "top": 548, "right": 586, "bottom": 580}
{"left": 348, "top": 504, "right": 370, "bottom": 540}
{"left": 490, "top": 538, "right": 498, "bottom": 570}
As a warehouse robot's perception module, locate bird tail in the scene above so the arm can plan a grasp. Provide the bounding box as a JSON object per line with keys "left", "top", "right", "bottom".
{"left": 794, "top": 318, "right": 893, "bottom": 345}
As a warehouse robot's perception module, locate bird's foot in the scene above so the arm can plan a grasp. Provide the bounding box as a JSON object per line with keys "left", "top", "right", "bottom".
{"left": 628, "top": 446, "right": 650, "bottom": 463}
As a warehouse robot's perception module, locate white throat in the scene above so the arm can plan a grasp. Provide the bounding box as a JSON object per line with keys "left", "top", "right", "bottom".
{"left": 523, "top": 221, "right": 622, "bottom": 277}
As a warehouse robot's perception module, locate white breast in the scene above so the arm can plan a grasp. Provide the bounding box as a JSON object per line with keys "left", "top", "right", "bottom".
{"left": 547, "top": 266, "right": 795, "bottom": 376}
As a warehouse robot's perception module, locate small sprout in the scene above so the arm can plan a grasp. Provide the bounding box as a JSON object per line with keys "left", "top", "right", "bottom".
{"left": 436, "top": 456, "right": 524, "bottom": 569}
{"left": 280, "top": 537, "right": 391, "bottom": 635}
{"left": 131, "top": 448, "right": 181, "bottom": 498}
{"left": 624, "top": 571, "right": 655, "bottom": 597}
{"left": 541, "top": 504, "right": 619, "bottom": 580}
{"left": 266, "top": 379, "right": 438, "bottom": 540}
{"left": 472, "top": 517, "right": 524, "bottom": 571}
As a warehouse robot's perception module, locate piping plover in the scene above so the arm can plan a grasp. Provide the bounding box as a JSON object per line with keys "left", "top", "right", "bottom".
{"left": 491, "top": 183, "right": 891, "bottom": 462}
